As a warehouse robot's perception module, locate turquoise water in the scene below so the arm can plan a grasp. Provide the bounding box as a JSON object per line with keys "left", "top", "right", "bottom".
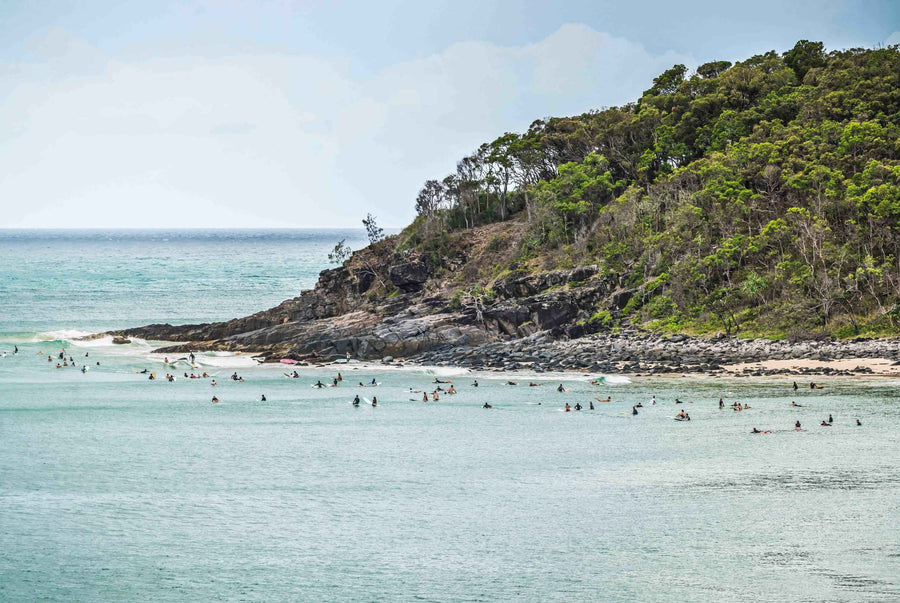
{"left": 1, "top": 231, "right": 899, "bottom": 601}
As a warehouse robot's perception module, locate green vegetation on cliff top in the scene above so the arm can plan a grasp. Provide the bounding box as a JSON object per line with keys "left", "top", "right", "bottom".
{"left": 396, "top": 40, "right": 900, "bottom": 339}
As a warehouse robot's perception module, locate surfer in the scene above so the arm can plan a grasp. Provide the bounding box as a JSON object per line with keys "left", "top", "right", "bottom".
{"left": 210, "top": 379, "right": 216, "bottom": 386}
{"left": 719, "top": 398, "right": 724, "bottom": 408}
{"left": 211, "top": 396, "right": 219, "bottom": 403}
{"left": 370, "top": 378, "right": 377, "bottom": 386}
{"left": 260, "top": 394, "right": 266, "bottom": 401}
{"left": 556, "top": 384, "right": 565, "bottom": 392}
{"left": 506, "top": 381, "right": 517, "bottom": 386}
{"left": 422, "top": 392, "right": 428, "bottom": 402}
{"left": 314, "top": 380, "right": 325, "bottom": 388}
{"left": 13, "top": 345, "right": 17, "bottom": 354}
{"left": 632, "top": 405, "right": 638, "bottom": 415}
{"left": 352, "top": 395, "right": 360, "bottom": 406}
{"left": 589, "top": 401, "right": 594, "bottom": 410}
{"left": 432, "top": 391, "right": 439, "bottom": 401}
{"left": 856, "top": 418, "right": 861, "bottom": 426}
{"left": 795, "top": 420, "right": 802, "bottom": 429}
{"left": 472, "top": 380, "right": 478, "bottom": 387}
{"left": 828, "top": 413, "right": 833, "bottom": 424}
{"left": 821, "top": 420, "right": 831, "bottom": 426}
{"left": 447, "top": 385, "right": 456, "bottom": 394}
{"left": 595, "top": 397, "right": 611, "bottom": 403}
{"left": 529, "top": 382, "right": 542, "bottom": 387}
{"left": 675, "top": 398, "right": 683, "bottom": 404}
{"left": 189, "top": 352, "right": 195, "bottom": 363}
{"left": 793, "top": 381, "right": 798, "bottom": 391}
{"left": 652, "top": 396, "right": 656, "bottom": 405}
{"left": 574, "top": 403, "right": 582, "bottom": 411}
{"left": 337, "top": 373, "right": 342, "bottom": 381}
{"left": 371, "top": 397, "right": 377, "bottom": 407}
{"left": 333, "top": 378, "right": 339, "bottom": 386}
{"left": 483, "top": 402, "right": 492, "bottom": 409}
{"left": 565, "top": 403, "right": 571, "bottom": 412}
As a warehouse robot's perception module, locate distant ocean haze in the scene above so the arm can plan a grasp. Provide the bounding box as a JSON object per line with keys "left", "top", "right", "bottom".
{"left": 0, "top": 229, "right": 372, "bottom": 337}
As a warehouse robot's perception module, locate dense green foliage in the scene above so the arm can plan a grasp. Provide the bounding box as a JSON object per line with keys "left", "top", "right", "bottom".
{"left": 408, "top": 41, "right": 900, "bottom": 338}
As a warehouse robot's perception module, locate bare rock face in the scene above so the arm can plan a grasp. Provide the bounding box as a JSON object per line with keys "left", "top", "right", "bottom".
{"left": 110, "top": 240, "right": 642, "bottom": 363}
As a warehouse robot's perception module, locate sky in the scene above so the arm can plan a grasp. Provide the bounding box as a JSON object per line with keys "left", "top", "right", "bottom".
{"left": 0, "top": 0, "right": 897, "bottom": 229}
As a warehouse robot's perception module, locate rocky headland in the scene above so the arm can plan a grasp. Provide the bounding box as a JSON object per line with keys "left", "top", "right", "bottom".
{"left": 108, "top": 222, "right": 900, "bottom": 377}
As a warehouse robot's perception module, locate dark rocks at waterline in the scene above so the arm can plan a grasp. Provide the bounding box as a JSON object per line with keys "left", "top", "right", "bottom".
{"left": 404, "top": 332, "right": 900, "bottom": 375}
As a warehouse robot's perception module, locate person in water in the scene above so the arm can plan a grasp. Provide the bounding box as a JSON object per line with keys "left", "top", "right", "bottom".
{"left": 589, "top": 401, "right": 594, "bottom": 410}
{"left": 828, "top": 413, "right": 833, "bottom": 423}
{"left": 506, "top": 381, "right": 517, "bottom": 386}
{"left": 447, "top": 385, "right": 456, "bottom": 394}
{"left": 719, "top": 398, "right": 724, "bottom": 408}
{"left": 795, "top": 420, "right": 802, "bottom": 429}
{"left": 856, "top": 418, "right": 861, "bottom": 426}
{"left": 472, "top": 380, "right": 478, "bottom": 387}
{"left": 260, "top": 394, "right": 267, "bottom": 401}
{"left": 315, "top": 380, "right": 325, "bottom": 388}
{"left": 337, "top": 373, "right": 342, "bottom": 381}
{"left": 556, "top": 384, "right": 565, "bottom": 392}
{"left": 793, "top": 381, "right": 798, "bottom": 391}
{"left": 565, "top": 403, "right": 571, "bottom": 412}
{"left": 13, "top": 345, "right": 17, "bottom": 354}
{"left": 210, "top": 379, "right": 216, "bottom": 386}
{"left": 333, "top": 378, "right": 339, "bottom": 386}
{"left": 432, "top": 391, "right": 439, "bottom": 401}
{"left": 371, "top": 397, "right": 377, "bottom": 407}
{"left": 211, "top": 396, "right": 219, "bottom": 403}
{"left": 651, "top": 396, "right": 656, "bottom": 405}
{"left": 821, "top": 420, "right": 831, "bottom": 426}
{"left": 352, "top": 395, "right": 360, "bottom": 406}
{"left": 422, "top": 392, "right": 428, "bottom": 402}
{"left": 574, "top": 403, "right": 582, "bottom": 411}
{"left": 632, "top": 405, "right": 638, "bottom": 415}
{"left": 483, "top": 402, "right": 492, "bottom": 409}
{"left": 370, "top": 378, "right": 377, "bottom": 385}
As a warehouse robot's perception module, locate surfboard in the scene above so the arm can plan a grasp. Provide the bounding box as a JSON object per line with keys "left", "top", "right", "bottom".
{"left": 364, "top": 397, "right": 375, "bottom": 406}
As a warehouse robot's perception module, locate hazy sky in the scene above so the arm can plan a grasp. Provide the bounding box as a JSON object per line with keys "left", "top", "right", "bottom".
{"left": 1, "top": 1, "right": 897, "bottom": 228}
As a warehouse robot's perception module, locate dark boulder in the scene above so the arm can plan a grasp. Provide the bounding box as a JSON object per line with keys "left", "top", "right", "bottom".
{"left": 389, "top": 262, "right": 431, "bottom": 292}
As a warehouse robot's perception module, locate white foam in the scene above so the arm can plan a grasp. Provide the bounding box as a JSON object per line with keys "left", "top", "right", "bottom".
{"left": 32, "top": 329, "right": 97, "bottom": 342}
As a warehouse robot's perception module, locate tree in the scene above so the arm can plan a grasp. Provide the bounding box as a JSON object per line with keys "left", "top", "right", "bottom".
{"left": 362, "top": 213, "right": 384, "bottom": 245}
{"left": 327, "top": 239, "right": 352, "bottom": 265}
{"left": 697, "top": 60, "right": 732, "bottom": 79}
{"left": 783, "top": 40, "right": 825, "bottom": 81}
{"left": 415, "top": 180, "right": 444, "bottom": 216}
{"left": 644, "top": 64, "right": 688, "bottom": 97}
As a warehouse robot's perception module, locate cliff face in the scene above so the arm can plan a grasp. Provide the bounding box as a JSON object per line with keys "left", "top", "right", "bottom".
{"left": 114, "top": 222, "right": 635, "bottom": 362}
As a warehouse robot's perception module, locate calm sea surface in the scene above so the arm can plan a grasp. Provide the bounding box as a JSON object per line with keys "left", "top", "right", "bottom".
{"left": 1, "top": 230, "right": 898, "bottom": 602}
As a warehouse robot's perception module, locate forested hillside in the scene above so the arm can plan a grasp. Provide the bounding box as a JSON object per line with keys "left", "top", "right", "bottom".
{"left": 400, "top": 40, "right": 900, "bottom": 338}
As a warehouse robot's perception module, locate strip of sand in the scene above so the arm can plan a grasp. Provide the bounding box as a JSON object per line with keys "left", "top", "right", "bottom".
{"left": 723, "top": 357, "right": 900, "bottom": 376}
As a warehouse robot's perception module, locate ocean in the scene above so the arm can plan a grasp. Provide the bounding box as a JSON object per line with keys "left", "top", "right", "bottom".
{"left": 1, "top": 230, "right": 898, "bottom": 602}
